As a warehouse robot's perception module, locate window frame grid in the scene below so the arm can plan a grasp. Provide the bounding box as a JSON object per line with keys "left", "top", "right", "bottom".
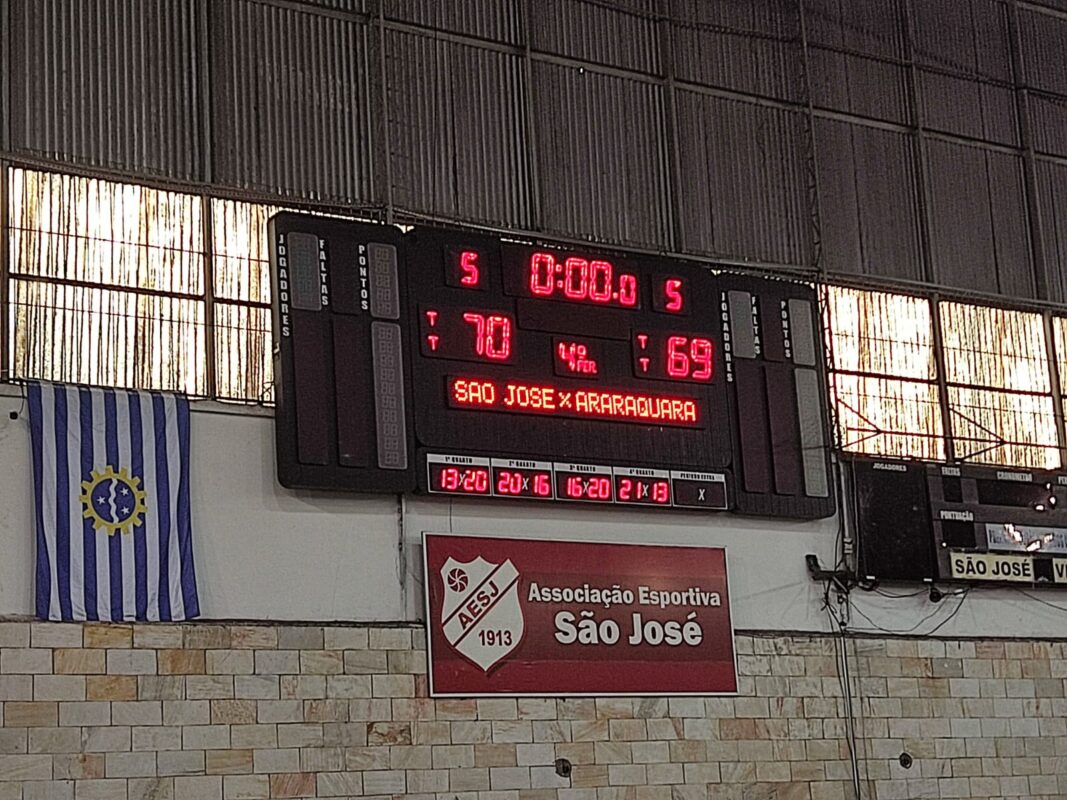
{"left": 822, "top": 285, "right": 947, "bottom": 461}
{"left": 938, "top": 300, "right": 1061, "bottom": 469}
{"left": 823, "top": 282, "right": 1067, "bottom": 470}
{"left": 7, "top": 163, "right": 1067, "bottom": 472}
{"left": 4, "top": 165, "right": 276, "bottom": 403}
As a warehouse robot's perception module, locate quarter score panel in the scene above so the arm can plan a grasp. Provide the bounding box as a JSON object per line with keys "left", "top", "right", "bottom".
{"left": 269, "top": 214, "right": 835, "bottom": 519}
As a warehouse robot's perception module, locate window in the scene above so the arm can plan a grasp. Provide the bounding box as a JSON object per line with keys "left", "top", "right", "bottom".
{"left": 824, "top": 285, "right": 1063, "bottom": 469}
{"left": 8, "top": 165, "right": 1067, "bottom": 472}
{"left": 824, "top": 286, "right": 945, "bottom": 460}
{"left": 6, "top": 167, "right": 274, "bottom": 401}
{"left": 8, "top": 168, "right": 207, "bottom": 394}
{"left": 940, "top": 302, "right": 1058, "bottom": 468}
{"left": 211, "top": 199, "right": 274, "bottom": 402}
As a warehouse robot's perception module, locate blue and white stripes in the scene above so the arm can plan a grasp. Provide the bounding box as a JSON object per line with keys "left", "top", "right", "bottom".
{"left": 28, "top": 382, "right": 199, "bottom": 621}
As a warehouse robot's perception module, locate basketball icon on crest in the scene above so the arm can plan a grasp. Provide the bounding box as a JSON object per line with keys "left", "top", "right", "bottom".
{"left": 440, "top": 555, "right": 524, "bottom": 672}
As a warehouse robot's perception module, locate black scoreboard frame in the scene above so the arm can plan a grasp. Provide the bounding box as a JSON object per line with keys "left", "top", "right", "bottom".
{"left": 850, "top": 455, "right": 1067, "bottom": 586}
{"left": 269, "top": 213, "right": 836, "bottom": 520}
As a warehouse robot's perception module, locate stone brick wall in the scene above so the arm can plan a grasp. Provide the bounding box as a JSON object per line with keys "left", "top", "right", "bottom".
{"left": 0, "top": 620, "right": 1065, "bottom": 800}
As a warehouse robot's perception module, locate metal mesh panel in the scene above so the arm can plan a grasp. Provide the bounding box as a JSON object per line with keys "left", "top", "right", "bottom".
{"left": 674, "top": 92, "right": 810, "bottom": 266}
{"left": 1056, "top": 318, "right": 1067, "bottom": 392}
{"left": 830, "top": 374, "right": 945, "bottom": 460}
{"left": 384, "top": 0, "right": 523, "bottom": 45}
{"left": 939, "top": 303, "right": 1051, "bottom": 392}
{"left": 926, "top": 141, "right": 1033, "bottom": 297}
{"left": 7, "top": 168, "right": 207, "bottom": 393}
{"left": 913, "top": 0, "right": 1016, "bottom": 146}
{"left": 214, "top": 302, "right": 272, "bottom": 403}
{"left": 948, "top": 387, "right": 1059, "bottom": 467}
{"left": 823, "top": 286, "right": 944, "bottom": 459}
{"left": 211, "top": 199, "right": 276, "bottom": 402}
{"left": 386, "top": 30, "right": 531, "bottom": 227}
{"left": 530, "top": 0, "right": 660, "bottom": 73}
{"left": 671, "top": 0, "right": 800, "bottom": 101}
{"left": 940, "top": 302, "right": 1058, "bottom": 467}
{"left": 1031, "top": 95, "right": 1067, "bottom": 158}
{"left": 6, "top": 167, "right": 280, "bottom": 401}
{"left": 1037, "top": 160, "right": 1067, "bottom": 304}
{"left": 815, "top": 120, "right": 923, "bottom": 280}
{"left": 825, "top": 287, "right": 936, "bottom": 379}
{"left": 1019, "top": 7, "right": 1067, "bottom": 97}
{"left": 9, "top": 169, "right": 203, "bottom": 295}
{"left": 9, "top": 279, "right": 206, "bottom": 395}
{"left": 532, "top": 63, "right": 670, "bottom": 248}
{"left": 804, "top": 0, "right": 910, "bottom": 124}
{"left": 209, "top": 0, "right": 375, "bottom": 205}
{"left": 212, "top": 199, "right": 276, "bottom": 304}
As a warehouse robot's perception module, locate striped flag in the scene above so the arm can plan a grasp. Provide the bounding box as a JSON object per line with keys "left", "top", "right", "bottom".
{"left": 28, "top": 382, "right": 200, "bottom": 621}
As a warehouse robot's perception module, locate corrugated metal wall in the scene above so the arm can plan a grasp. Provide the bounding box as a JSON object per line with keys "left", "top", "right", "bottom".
{"left": 385, "top": 29, "right": 531, "bottom": 226}
{"left": 209, "top": 0, "right": 376, "bottom": 205}
{"left": 5, "top": 0, "right": 1067, "bottom": 305}
{"left": 7, "top": 0, "right": 203, "bottom": 180}
{"left": 675, "top": 92, "right": 810, "bottom": 266}
{"left": 533, "top": 63, "right": 671, "bottom": 247}
{"left": 815, "top": 120, "right": 924, "bottom": 282}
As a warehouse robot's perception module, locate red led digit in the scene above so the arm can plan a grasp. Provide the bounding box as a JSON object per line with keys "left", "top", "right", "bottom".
{"left": 530, "top": 252, "right": 555, "bottom": 296}
{"left": 459, "top": 251, "right": 480, "bottom": 287}
{"left": 523, "top": 252, "right": 639, "bottom": 307}
{"left": 618, "top": 478, "right": 633, "bottom": 501}
{"left": 462, "top": 312, "right": 485, "bottom": 356}
{"left": 666, "top": 336, "right": 690, "bottom": 378}
{"left": 534, "top": 474, "right": 551, "bottom": 496}
{"left": 461, "top": 469, "right": 488, "bottom": 493}
{"left": 566, "top": 476, "right": 583, "bottom": 498}
{"left": 497, "top": 471, "right": 518, "bottom": 495}
{"left": 439, "top": 467, "right": 459, "bottom": 491}
{"left": 564, "top": 257, "right": 588, "bottom": 300}
{"left": 462, "top": 312, "right": 512, "bottom": 361}
{"left": 665, "top": 278, "right": 684, "bottom": 312}
{"left": 690, "top": 338, "right": 713, "bottom": 380}
{"left": 485, "top": 315, "right": 511, "bottom": 360}
{"left": 591, "top": 477, "right": 612, "bottom": 500}
{"left": 589, "top": 261, "right": 612, "bottom": 302}
{"left": 636, "top": 333, "right": 714, "bottom": 382}
{"left": 653, "top": 481, "right": 670, "bottom": 504}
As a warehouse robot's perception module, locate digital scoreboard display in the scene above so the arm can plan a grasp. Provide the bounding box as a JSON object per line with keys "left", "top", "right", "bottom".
{"left": 269, "top": 214, "right": 834, "bottom": 519}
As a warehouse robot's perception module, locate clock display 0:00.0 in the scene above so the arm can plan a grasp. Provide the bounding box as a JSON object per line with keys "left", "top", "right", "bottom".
{"left": 528, "top": 252, "right": 638, "bottom": 307}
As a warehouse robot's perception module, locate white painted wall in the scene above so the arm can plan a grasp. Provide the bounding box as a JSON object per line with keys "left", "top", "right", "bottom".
{"left": 2, "top": 389, "right": 1067, "bottom": 638}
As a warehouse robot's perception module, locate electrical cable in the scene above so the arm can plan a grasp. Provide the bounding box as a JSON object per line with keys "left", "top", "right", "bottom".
{"left": 1012, "top": 588, "right": 1067, "bottom": 613}
{"left": 820, "top": 586, "right": 863, "bottom": 800}
{"left": 870, "top": 587, "right": 928, "bottom": 598}
{"left": 847, "top": 587, "right": 972, "bottom": 637}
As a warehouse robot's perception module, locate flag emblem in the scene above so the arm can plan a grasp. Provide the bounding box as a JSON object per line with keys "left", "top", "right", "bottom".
{"left": 440, "top": 555, "right": 524, "bottom": 672}
{"left": 80, "top": 466, "right": 148, "bottom": 536}
{"left": 28, "top": 382, "right": 200, "bottom": 622}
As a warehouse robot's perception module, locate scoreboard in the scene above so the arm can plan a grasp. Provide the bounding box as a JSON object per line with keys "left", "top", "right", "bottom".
{"left": 853, "top": 458, "right": 1067, "bottom": 585}
{"left": 269, "top": 213, "right": 835, "bottom": 519}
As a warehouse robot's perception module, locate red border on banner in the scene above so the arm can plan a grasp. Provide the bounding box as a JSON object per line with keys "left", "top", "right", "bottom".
{"left": 423, "top": 532, "right": 738, "bottom": 697}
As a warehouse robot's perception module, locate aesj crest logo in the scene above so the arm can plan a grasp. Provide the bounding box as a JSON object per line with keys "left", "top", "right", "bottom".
{"left": 440, "top": 555, "right": 524, "bottom": 672}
